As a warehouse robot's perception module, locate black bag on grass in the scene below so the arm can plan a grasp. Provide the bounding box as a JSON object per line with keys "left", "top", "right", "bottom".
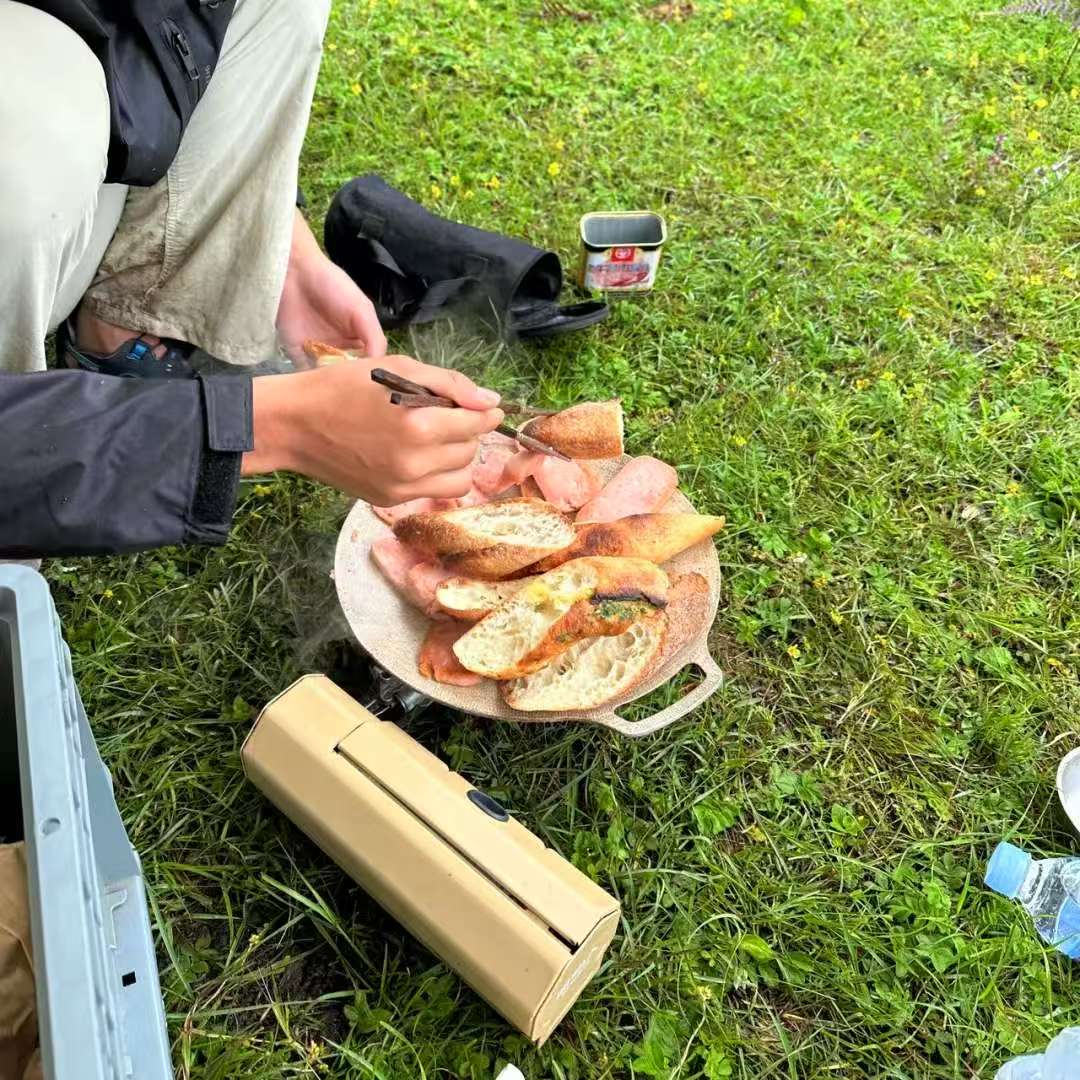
{"left": 324, "top": 174, "right": 607, "bottom": 341}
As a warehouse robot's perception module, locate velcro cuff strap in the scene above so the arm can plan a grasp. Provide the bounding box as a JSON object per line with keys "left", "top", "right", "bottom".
{"left": 200, "top": 374, "right": 254, "bottom": 452}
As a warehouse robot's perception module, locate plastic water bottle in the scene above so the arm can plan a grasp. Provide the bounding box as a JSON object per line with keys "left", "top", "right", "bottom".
{"left": 995, "top": 1026, "right": 1080, "bottom": 1078}
{"left": 984, "top": 842, "right": 1080, "bottom": 958}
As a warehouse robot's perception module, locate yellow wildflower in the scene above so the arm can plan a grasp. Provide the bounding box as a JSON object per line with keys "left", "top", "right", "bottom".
{"left": 880, "top": 370, "right": 896, "bottom": 382}
{"left": 968, "top": 52, "right": 979, "bottom": 69}
{"left": 350, "top": 82, "right": 362, "bottom": 95}
{"left": 732, "top": 434, "right": 748, "bottom": 447}
{"left": 975, "top": 186, "right": 987, "bottom": 197}
{"left": 787, "top": 644, "right": 802, "bottom": 659}
{"left": 722, "top": 6, "right": 734, "bottom": 18}
{"left": 1016, "top": 52, "right": 1028, "bottom": 66}
{"left": 449, "top": 173, "right": 461, "bottom": 187}
{"left": 253, "top": 484, "right": 272, "bottom": 496}
{"left": 697, "top": 79, "right": 709, "bottom": 94}
{"left": 103, "top": 588, "right": 114, "bottom": 599}
{"left": 547, "top": 161, "right": 560, "bottom": 177}
{"left": 1072, "top": 86, "right": 1079, "bottom": 100}
{"left": 1063, "top": 266, "right": 1077, "bottom": 280}
{"left": 464, "top": 189, "right": 475, "bottom": 199}
{"left": 830, "top": 609, "right": 845, "bottom": 626}
{"left": 812, "top": 575, "right": 828, "bottom": 589}
{"left": 898, "top": 306, "right": 913, "bottom": 320}
{"left": 1006, "top": 481, "right": 1021, "bottom": 495}
{"left": 1046, "top": 657, "right": 1065, "bottom": 669}
{"left": 854, "top": 377, "right": 870, "bottom": 390}
{"left": 430, "top": 183, "right": 442, "bottom": 199}
{"left": 553, "top": 138, "right": 565, "bottom": 152}
{"left": 1035, "top": 96, "right": 1048, "bottom": 109}
{"left": 981, "top": 101, "right": 997, "bottom": 118}
{"left": 483, "top": 175, "right": 501, "bottom": 190}
{"left": 1027, "top": 129, "right": 1041, "bottom": 141}
{"left": 326, "top": 42, "right": 338, "bottom": 52}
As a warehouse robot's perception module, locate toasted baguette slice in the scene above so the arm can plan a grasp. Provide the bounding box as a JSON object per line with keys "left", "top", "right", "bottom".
{"left": 503, "top": 571, "right": 709, "bottom": 711}
{"left": 521, "top": 400, "right": 624, "bottom": 459}
{"left": 527, "top": 513, "right": 725, "bottom": 574}
{"left": 302, "top": 340, "right": 361, "bottom": 365}
{"left": 394, "top": 497, "right": 573, "bottom": 561}
{"left": 441, "top": 545, "right": 556, "bottom": 580}
{"left": 452, "top": 556, "right": 668, "bottom": 679}
{"left": 503, "top": 610, "right": 668, "bottom": 711}
{"left": 434, "top": 576, "right": 536, "bottom": 621}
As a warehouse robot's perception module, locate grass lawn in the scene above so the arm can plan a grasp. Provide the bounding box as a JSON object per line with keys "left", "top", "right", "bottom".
{"left": 49, "top": 0, "right": 1080, "bottom": 1076}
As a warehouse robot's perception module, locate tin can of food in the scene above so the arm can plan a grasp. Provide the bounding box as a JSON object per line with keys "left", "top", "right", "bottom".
{"left": 579, "top": 211, "right": 667, "bottom": 293}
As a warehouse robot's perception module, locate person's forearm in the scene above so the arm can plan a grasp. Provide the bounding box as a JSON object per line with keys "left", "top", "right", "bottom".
{"left": 286, "top": 207, "right": 322, "bottom": 277}
{"left": 0, "top": 372, "right": 252, "bottom": 557}
{"left": 245, "top": 374, "right": 298, "bottom": 476}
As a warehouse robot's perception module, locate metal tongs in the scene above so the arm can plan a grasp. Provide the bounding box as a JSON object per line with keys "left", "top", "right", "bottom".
{"left": 370, "top": 368, "right": 570, "bottom": 460}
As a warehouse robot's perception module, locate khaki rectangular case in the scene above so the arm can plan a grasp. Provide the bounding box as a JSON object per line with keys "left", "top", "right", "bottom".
{"left": 240, "top": 675, "right": 620, "bottom": 1044}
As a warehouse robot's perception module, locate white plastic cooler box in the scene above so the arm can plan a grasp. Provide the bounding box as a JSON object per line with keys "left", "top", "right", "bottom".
{"left": 0, "top": 566, "right": 171, "bottom": 1079}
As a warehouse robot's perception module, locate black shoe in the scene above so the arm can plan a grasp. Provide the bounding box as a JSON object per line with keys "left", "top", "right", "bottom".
{"left": 56, "top": 317, "right": 196, "bottom": 379}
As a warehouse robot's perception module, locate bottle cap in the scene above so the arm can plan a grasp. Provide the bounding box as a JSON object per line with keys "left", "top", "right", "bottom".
{"left": 985, "top": 841, "right": 1032, "bottom": 899}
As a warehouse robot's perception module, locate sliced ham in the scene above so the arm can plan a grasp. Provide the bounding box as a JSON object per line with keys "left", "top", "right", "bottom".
{"left": 407, "top": 561, "right": 457, "bottom": 616}
{"left": 533, "top": 456, "right": 602, "bottom": 512}
{"left": 500, "top": 449, "right": 542, "bottom": 489}
{"left": 456, "top": 487, "right": 491, "bottom": 508}
{"left": 371, "top": 537, "right": 426, "bottom": 597}
{"left": 472, "top": 442, "right": 518, "bottom": 496}
{"left": 371, "top": 539, "right": 454, "bottom": 615}
{"left": 418, "top": 621, "right": 482, "bottom": 686}
{"left": 480, "top": 430, "right": 519, "bottom": 450}
{"left": 496, "top": 451, "right": 599, "bottom": 511}
{"left": 373, "top": 496, "right": 457, "bottom": 527}
{"left": 576, "top": 456, "right": 678, "bottom": 524}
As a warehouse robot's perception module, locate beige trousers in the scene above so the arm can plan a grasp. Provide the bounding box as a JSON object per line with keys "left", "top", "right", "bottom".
{"left": 0, "top": 844, "right": 41, "bottom": 1080}
{"left": 0, "top": 0, "right": 330, "bottom": 373}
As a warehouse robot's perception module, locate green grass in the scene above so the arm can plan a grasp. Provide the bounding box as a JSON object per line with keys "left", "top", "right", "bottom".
{"left": 51, "top": 0, "right": 1080, "bottom": 1075}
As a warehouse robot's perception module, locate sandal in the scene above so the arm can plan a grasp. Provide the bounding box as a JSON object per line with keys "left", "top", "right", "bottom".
{"left": 56, "top": 317, "right": 196, "bottom": 379}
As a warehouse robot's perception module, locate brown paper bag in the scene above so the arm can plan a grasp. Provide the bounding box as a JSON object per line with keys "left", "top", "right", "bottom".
{"left": 0, "top": 844, "right": 41, "bottom": 1080}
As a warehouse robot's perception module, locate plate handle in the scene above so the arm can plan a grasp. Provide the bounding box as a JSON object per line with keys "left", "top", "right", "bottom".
{"left": 592, "top": 649, "right": 722, "bottom": 738}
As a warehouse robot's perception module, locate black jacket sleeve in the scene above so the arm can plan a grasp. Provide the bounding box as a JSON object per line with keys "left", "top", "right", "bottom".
{"left": 0, "top": 371, "right": 254, "bottom": 558}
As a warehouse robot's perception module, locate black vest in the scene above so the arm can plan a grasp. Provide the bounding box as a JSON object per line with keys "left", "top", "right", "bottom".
{"left": 24, "top": 1, "right": 236, "bottom": 186}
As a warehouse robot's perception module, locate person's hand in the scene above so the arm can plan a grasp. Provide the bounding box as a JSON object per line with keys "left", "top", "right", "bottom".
{"left": 244, "top": 356, "right": 504, "bottom": 505}
{"left": 276, "top": 210, "right": 387, "bottom": 365}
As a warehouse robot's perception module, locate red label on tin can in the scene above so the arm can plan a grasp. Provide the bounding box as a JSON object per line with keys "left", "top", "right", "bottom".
{"left": 610, "top": 246, "right": 636, "bottom": 262}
